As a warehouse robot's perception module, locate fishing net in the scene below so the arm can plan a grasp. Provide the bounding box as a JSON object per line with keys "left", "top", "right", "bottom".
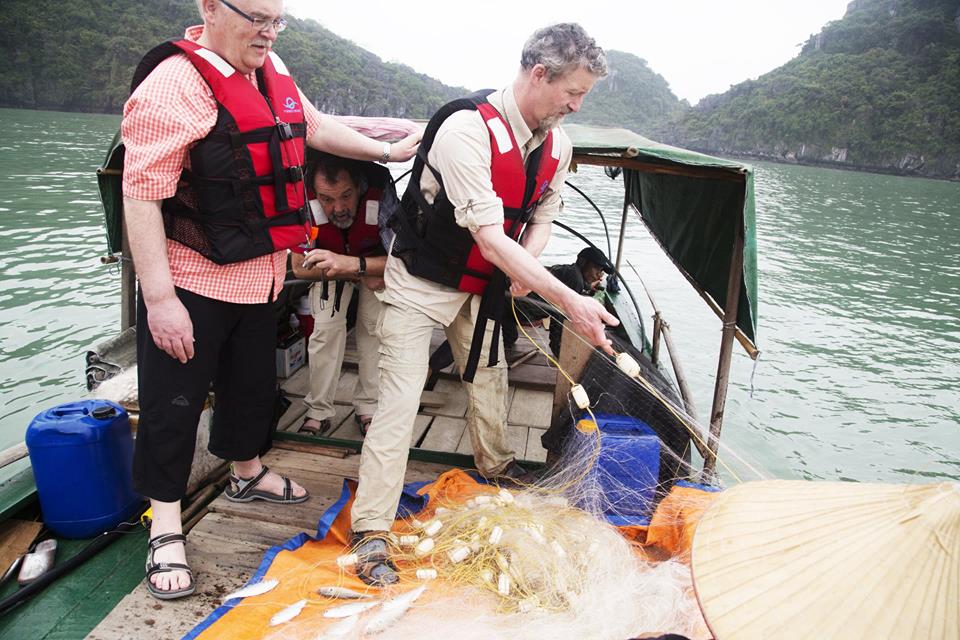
{"left": 187, "top": 290, "right": 764, "bottom": 640}
{"left": 172, "top": 240, "right": 787, "bottom": 640}
{"left": 192, "top": 471, "right": 718, "bottom": 640}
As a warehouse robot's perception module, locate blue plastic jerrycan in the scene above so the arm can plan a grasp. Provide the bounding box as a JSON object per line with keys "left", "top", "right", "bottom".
{"left": 25, "top": 400, "right": 141, "bottom": 538}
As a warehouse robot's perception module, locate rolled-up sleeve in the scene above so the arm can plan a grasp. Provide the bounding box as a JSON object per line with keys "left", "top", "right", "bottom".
{"left": 528, "top": 128, "right": 573, "bottom": 225}
{"left": 121, "top": 57, "right": 216, "bottom": 201}
{"left": 430, "top": 112, "right": 504, "bottom": 232}
{"left": 298, "top": 89, "right": 322, "bottom": 140}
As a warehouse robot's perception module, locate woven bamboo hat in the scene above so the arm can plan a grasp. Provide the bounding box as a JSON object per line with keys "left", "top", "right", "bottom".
{"left": 690, "top": 480, "right": 959, "bottom": 640}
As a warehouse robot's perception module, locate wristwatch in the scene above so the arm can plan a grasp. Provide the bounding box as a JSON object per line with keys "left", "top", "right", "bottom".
{"left": 379, "top": 142, "right": 391, "bottom": 164}
{"left": 357, "top": 256, "right": 367, "bottom": 277}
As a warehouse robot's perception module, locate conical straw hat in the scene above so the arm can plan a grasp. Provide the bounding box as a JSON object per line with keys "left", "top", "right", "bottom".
{"left": 690, "top": 480, "right": 959, "bottom": 640}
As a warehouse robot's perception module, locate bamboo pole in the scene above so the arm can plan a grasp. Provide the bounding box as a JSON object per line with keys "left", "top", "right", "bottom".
{"left": 120, "top": 215, "right": 136, "bottom": 331}
{"left": 657, "top": 320, "right": 698, "bottom": 420}
{"left": 702, "top": 202, "right": 746, "bottom": 479}
{"left": 0, "top": 443, "right": 29, "bottom": 470}
{"left": 626, "top": 262, "right": 700, "bottom": 422}
{"left": 650, "top": 313, "right": 662, "bottom": 366}
{"left": 691, "top": 285, "right": 760, "bottom": 360}
{"left": 625, "top": 262, "right": 708, "bottom": 459}
{"left": 613, "top": 194, "right": 630, "bottom": 277}
{"left": 572, "top": 154, "right": 746, "bottom": 183}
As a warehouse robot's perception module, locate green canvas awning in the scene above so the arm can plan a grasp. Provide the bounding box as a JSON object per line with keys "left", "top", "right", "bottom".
{"left": 564, "top": 124, "right": 759, "bottom": 353}
{"left": 96, "top": 123, "right": 758, "bottom": 352}
{"left": 96, "top": 130, "right": 125, "bottom": 257}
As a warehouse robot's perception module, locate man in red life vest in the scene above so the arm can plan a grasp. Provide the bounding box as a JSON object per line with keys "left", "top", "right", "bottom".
{"left": 348, "top": 23, "right": 617, "bottom": 585}
{"left": 121, "top": 0, "right": 419, "bottom": 600}
{"left": 292, "top": 154, "right": 391, "bottom": 436}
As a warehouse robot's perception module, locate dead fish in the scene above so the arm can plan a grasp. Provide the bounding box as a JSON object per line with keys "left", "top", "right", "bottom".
{"left": 317, "top": 585, "right": 373, "bottom": 600}
{"left": 322, "top": 599, "right": 379, "bottom": 618}
{"left": 313, "top": 615, "right": 359, "bottom": 639}
{"left": 222, "top": 578, "right": 279, "bottom": 602}
{"left": 362, "top": 585, "right": 427, "bottom": 634}
{"left": 269, "top": 598, "right": 308, "bottom": 627}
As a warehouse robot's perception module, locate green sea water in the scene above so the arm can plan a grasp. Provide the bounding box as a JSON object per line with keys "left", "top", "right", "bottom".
{"left": 1, "top": 107, "right": 957, "bottom": 485}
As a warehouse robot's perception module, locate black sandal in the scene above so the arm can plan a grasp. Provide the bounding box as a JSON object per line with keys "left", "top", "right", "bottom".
{"left": 145, "top": 533, "right": 195, "bottom": 601}
{"left": 351, "top": 532, "right": 399, "bottom": 586}
{"left": 224, "top": 465, "right": 310, "bottom": 504}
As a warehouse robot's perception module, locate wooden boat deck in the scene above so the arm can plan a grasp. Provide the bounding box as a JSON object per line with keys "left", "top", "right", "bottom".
{"left": 276, "top": 326, "right": 556, "bottom": 463}
{"left": 87, "top": 326, "right": 558, "bottom": 639}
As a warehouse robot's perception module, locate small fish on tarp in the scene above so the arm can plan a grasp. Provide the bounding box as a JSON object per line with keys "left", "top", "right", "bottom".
{"left": 269, "top": 598, "right": 308, "bottom": 627}
{"left": 222, "top": 578, "right": 279, "bottom": 602}
{"left": 317, "top": 585, "right": 374, "bottom": 600}
{"left": 313, "top": 614, "right": 360, "bottom": 639}
{"left": 323, "top": 600, "right": 380, "bottom": 618}
{"left": 363, "top": 585, "right": 427, "bottom": 634}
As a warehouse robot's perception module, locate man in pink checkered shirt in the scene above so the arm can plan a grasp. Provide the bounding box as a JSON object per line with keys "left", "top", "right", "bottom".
{"left": 123, "top": 0, "right": 419, "bottom": 600}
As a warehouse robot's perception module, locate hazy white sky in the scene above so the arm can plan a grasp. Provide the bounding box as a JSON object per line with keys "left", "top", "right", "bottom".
{"left": 284, "top": 0, "right": 851, "bottom": 104}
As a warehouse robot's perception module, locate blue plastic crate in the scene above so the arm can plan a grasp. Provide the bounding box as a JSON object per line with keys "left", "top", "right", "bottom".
{"left": 587, "top": 413, "right": 661, "bottom": 521}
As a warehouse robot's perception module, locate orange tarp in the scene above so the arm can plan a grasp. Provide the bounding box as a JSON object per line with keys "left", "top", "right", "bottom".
{"left": 191, "top": 471, "right": 719, "bottom": 639}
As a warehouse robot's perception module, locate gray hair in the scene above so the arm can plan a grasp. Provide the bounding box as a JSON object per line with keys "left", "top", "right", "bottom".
{"left": 520, "top": 23, "right": 608, "bottom": 80}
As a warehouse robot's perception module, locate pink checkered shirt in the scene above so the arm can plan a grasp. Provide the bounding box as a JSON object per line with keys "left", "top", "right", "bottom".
{"left": 122, "top": 25, "right": 322, "bottom": 304}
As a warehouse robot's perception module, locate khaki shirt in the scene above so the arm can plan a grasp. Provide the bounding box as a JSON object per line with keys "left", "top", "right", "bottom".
{"left": 381, "top": 84, "right": 573, "bottom": 324}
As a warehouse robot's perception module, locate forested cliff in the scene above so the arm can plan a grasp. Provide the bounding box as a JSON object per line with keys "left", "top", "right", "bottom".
{"left": 0, "top": 0, "right": 464, "bottom": 117}
{"left": 663, "top": 0, "right": 960, "bottom": 178}
{"left": 4, "top": 0, "right": 957, "bottom": 179}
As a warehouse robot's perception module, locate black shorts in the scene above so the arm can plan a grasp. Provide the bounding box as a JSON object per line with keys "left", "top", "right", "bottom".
{"left": 132, "top": 287, "right": 276, "bottom": 502}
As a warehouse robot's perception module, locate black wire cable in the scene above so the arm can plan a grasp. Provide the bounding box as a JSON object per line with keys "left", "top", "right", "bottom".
{"left": 564, "top": 180, "right": 614, "bottom": 261}
{"left": 0, "top": 518, "right": 142, "bottom": 617}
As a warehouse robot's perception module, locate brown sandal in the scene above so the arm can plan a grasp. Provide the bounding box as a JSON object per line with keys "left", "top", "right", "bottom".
{"left": 354, "top": 414, "right": 373, "bottom": 436}
{"left": 299, "top": 417, "right": 331, "bottom": 435}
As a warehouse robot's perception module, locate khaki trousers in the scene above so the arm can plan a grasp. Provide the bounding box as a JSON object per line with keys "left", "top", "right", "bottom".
{"left": 350, "top": 295, "right": 515, "bottom": 532}
{"left": 304, "top": 281, "right": 382, "bottom": 421}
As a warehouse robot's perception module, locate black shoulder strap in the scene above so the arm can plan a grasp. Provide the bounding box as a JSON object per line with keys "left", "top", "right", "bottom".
{"left": 403, "top": 89, "right": 496, "bottom": 209}
{"left": 130, "top": 41, "right": 183, "bottom": 95}
{"left": 521, "top": 143, "right": 547, "bottom": 213}
{"left": 418, "top": 89, "right": 495, "bottom": 161}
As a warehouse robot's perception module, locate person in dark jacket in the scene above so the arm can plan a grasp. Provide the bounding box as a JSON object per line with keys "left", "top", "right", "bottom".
{"left": 503, "top": 246, "right": 615, "bottom": 356}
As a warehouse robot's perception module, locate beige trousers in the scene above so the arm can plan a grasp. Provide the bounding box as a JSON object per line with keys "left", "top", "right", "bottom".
{"left": 304, "top": 281, "right": 382, "bottom": 421}
{"left": 350, "top": 295, "right": 515, "bottom": 532}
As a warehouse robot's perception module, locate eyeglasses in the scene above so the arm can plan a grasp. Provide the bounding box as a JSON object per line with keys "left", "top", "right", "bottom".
{"left": 220, "top": 0, "right": 287, "bottom": 33}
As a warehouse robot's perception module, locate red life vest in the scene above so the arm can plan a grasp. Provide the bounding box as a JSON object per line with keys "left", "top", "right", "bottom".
{"left": 392, "top": 91, "right": 561, "bottom": 296}
{"left": 309, "top": 187, "right": 385, "bottom": 257}
{"left": 130, "top": 40, "right": 311, "bottom": 265}
{"left": 458, "top": 102, "right": 559, "bottom": 294}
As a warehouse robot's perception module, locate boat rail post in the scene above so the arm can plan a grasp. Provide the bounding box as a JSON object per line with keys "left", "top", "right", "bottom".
{"left": 613, "top": 193, "right": 630, "bottom": 277}
{"left": 120, "top": 214, "right": 136, "bottom": 331}
{"left": 650, "top": 312, "right": 662, "bottom": 366}
{"left": 702, "top": 202, "right": 745, "bottom": 480}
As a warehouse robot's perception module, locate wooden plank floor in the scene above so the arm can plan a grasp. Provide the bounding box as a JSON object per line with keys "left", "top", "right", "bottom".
{"left": 88, "top": 326, "right": 556, "bottom": 639}
{"left": 87, "top": 451, "right": 453, "bottom": 640}
{"left": 278, "top": 326, "right": 553, "bottom": 463}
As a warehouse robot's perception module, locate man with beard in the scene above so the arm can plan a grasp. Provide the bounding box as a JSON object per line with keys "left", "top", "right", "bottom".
{"left": 122, "top": 0, "right": 419, "bottom": 599}
{"left": 292, "top": 154, "right": 389, "bottom": 437}
{"left": 348, "top": 23, "right": 617, "bottom": 586}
